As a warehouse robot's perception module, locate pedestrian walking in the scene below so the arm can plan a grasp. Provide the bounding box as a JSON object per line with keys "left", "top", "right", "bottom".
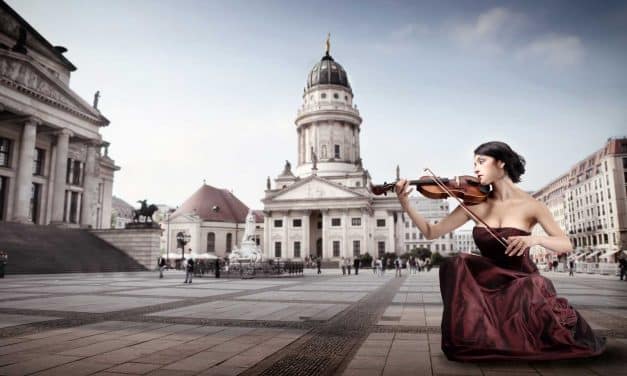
{"left": 425, "top": 257, "right": 432, "bottom": 272}
{"left": 341, "top": 257, "right": 346, "bottom": 275}
{"left": 215, "top": 259, "right": 221, "bottom": 278}
{"left": 317, "top": 257, "right": 322, "bottom": 274}
{"left": 418, "top": 257, "right": 425, "bottom": 272}
{"left": 568, "top": 260, "right": 575, "bottom": 276}
{"left": 0, "top": 251, "right": 7, "bottom": 278}
{"left": 395, "top": 257, "right": 402, "bottom": 277}
{"left": 372, "top": 258, "right": 377, "bottom": 275}
{"left": 158, "top": 255, "right": 166, "bottom": 278}
{"left": 375, "top": 258, "right": 383, "bottom": 276}
{"left": 347, "top": 258, "right": 352, "bottom": 275}
{"left": 354, "top": 257, "right": 360, "bottom": 275}
{"left": 619, "top": 255, "right": 627, "bottom": 281}
{"left": 184, "top": 257, "right": 194, "bottom": 283}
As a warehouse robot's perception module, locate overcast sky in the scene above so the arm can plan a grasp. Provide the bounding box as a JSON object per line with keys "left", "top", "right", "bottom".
{"left": 8, "top": 0, "right": 627, "bottom": 216}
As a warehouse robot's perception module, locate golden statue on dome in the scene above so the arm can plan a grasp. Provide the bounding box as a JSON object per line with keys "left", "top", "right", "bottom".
{"left": 325, "top": 32, "right": 330, "bottom": 55}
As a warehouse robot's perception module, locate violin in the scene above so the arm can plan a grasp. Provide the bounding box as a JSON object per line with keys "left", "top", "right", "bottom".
{"left": 370, "top": 175, "right": 491, "bottom": 206}
{"left": 371, "top": 168, "right": 508, "bottom": 249}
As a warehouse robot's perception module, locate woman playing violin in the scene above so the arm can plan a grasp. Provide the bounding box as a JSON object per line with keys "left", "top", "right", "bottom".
{"left": 394, "top": 141, "right": 605, "bottom": 361}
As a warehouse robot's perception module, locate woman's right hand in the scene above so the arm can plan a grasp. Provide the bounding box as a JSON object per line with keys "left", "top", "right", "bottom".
{"left": 395, "top": 179, "right": 413, "bottom": 206}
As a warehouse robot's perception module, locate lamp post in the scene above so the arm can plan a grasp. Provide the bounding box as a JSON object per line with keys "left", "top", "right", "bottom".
{"left": 165, "top": 208, "right": 175, "bottom": 261}
{"left": 176, "top": 231, "right": 191, "bottom": 260}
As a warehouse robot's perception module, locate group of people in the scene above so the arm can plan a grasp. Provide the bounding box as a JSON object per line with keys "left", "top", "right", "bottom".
{"left": 407, "top": 256, "right": 432, "bottom": 274}
{"left": 339, "top": 257, "right": 360, "bottom": 275}
{"left": 157, "top": 255, "right": 223, "bottom": 283}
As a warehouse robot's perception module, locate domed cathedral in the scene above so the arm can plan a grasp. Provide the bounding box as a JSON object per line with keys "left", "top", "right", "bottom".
{"left": 262, "top": 36, "right": 404, "bottom": 263}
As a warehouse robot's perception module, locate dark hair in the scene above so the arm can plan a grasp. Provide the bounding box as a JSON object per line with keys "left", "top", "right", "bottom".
{"left": 474, "top": 141, "right": 526, "bottom": 183}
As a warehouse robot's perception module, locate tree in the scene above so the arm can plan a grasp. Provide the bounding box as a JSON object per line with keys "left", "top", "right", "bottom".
{"left": 431, "top": 251, "right": 444, "bottom": 266}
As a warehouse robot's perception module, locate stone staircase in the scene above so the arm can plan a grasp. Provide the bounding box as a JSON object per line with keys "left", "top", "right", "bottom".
{"left": 0, "top": 223, "right": 146, "bottom": 274}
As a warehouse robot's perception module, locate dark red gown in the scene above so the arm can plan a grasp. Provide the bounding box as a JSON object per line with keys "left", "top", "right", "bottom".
{"left": 439, "top": 226, "right": 606, "bottom": 361}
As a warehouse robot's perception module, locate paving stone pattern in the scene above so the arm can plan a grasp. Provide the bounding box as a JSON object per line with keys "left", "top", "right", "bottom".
{"left": 0, "top": 269, "right": 625, "bottom": 375}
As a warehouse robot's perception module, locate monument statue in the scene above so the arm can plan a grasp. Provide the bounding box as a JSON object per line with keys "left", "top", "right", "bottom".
{"left": 325, "top": 32, "right": 331, "bottom": 55}
{"left": 93, "top": 90, "right": 100, "bottom": 109}
{"left": 133, "top": 199, "right": 159, "bottom": 223}
{"left": 229, "top": 209, "right": 263, "bottom": 263}
{"left": 311, "top": 146, "right": 318, "bottom": 170}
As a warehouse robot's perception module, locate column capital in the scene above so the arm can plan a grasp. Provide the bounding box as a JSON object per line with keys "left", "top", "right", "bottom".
{"left": 53, "top": 128, "right": 74, "bottom": 137}
{"left": 24, "top": 116, "right": 42, "bottom": 127}
{"left": 85, "top": 139, "right": 103, "bottom": 148}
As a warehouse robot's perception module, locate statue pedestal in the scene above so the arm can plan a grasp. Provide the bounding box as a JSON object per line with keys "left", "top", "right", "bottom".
{"left": 125, "top": 222, "right": 161, "bottom": 230}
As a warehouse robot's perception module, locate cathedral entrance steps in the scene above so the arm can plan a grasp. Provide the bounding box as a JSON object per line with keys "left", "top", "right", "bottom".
{"left": 0, "top": 223, "right": 146, "bottom": 274}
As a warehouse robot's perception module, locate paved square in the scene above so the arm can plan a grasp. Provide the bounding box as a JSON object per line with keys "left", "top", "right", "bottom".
{"left": 0, "top": 269, "right": 624, "bottom": 375}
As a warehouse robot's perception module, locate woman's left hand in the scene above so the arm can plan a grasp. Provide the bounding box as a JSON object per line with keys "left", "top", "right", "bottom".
{"left": 505, "top": 235, "right": 538, "bottom": 256}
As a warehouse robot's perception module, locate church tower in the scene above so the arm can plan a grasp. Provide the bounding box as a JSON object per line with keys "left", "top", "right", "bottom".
{"left": 293, "top": 36, "right": 364, "bottom": 185}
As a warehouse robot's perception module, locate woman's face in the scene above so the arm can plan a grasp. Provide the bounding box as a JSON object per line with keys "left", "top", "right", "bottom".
{"left": 473, "top": 154, "right": 505, "bottom": 185}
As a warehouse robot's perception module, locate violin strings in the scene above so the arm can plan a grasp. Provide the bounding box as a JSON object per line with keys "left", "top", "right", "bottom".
{"left": 422, "top": 168, "right": 508, "bottom": 248}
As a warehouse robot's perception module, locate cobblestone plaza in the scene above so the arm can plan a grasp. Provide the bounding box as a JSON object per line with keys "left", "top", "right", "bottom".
{"left": 0, "top": 269, "right": 625, "bottom": 375}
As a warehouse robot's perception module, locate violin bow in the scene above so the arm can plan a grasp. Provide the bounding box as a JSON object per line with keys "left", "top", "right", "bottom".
{"left": 422, "top": 168, "right": 508, "bottom": 248}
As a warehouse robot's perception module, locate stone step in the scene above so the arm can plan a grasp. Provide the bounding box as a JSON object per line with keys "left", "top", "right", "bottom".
{"left": 0, "top": 223, "right": 146, "bottom": 274}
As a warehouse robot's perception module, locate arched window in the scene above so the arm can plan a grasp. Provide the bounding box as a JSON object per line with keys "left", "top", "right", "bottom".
{"left": 226, "top": 233, "right": 232, "bottom": 253}
{"left": 207, "top": 232, "right": 215, "bottom": 252}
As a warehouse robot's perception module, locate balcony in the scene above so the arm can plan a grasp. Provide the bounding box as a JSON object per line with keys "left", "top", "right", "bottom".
{"left": 297, "top": 101, "right": 360, "bottom": 117}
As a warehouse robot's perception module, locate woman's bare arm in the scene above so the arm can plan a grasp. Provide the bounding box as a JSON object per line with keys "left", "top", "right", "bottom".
{"left": 395, "top": 179, "right": 470, "bottom": 240}
{"left": 532, "top": 200, "right": 573, "bottom": 254}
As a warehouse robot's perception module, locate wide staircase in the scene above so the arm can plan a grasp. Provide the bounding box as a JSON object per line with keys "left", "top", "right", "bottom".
{"left": 0, "top": 223, "right": 146, "bottom": 274}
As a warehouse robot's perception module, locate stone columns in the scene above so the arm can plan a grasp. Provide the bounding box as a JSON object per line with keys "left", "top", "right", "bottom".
{"left": 283, "top": 212, "right": 289, "bottom": 258}
{"left": 51, "top": 129, "right": 73, "bottom": 223}
{"left": 321, "top": 210, "right": 327, "bottom": 259}
{"left": 80, "top": 141, "right": 98, "bottom": 227}
{"left": 342, "top": 210, "right": 348, "bottom": 258}
{"left": 263, "top": 212, "right": 271, "bottom": 258}
{"left": 64, "top": 190, "right": 71, "bottom": 222}
{"left": 75, "top": 192, "right": 82, "bottom": 224}
{"left": 302, "top": 211, "right": 310, "bottom": 258}
{"left": 12, "top": 118, "right": 39, "bottom": 222}
{"left": 388, "top": 211, "right": 395, "bottom": 254}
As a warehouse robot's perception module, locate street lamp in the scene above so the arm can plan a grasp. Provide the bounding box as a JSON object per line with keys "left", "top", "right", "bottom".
{"left": 165, "top": 208, "right": 176, "bottom": 260}
{"left": 176, "top": 231, "right": 191, "bottom": 260}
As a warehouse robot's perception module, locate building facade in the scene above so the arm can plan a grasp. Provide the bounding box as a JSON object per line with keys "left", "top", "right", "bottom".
{"left": 453, "top": 229, "right": 480, "bottom": 254}
{"left": 165, "top": 184, "right": 264, "bottom": 258}
{"left": 261, "top": 45, "right": 406, "bottom": 261}
{"left": 402, "top": 197, "right": 455, "bottom": 255}
{"left": 531, "top": 138, "right": 627, "bottom": 264}
{"left": 0, "top": 2, "right": 118, "bottom": 228}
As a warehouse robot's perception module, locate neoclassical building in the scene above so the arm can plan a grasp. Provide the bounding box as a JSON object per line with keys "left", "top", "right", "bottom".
{"left": 262, "top": 44, "right": 405, "bottom": 261}
{"left": 165, "top": 183, "right": 264, "bottom": 258}
{"left": 0, "top": 2, "right": 118, "bottom": 228}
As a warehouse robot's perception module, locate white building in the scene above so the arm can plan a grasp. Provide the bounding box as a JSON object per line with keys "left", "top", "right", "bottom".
{"left": 0, "top": 2, "right": 118, "bottom": 228}
{"left": 261, "top": 44, "right": 405, "bottom": 262}
{"left": 531, "top": 137, "right": 627, "bottom": 265}
{"left": 453, "top": 229, "right": 479, "bottom": 254}
{"left": 165, "top": 183, "right": 264, "bottom": 258}
{"left": 402, "top": 197, "right": 455, "bottom": 255}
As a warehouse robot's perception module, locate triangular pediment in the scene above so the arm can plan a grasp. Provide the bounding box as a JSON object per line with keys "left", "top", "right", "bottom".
{"left": 0, "top": 51, "right": 108, "bottom": 125}
{"left": 1, "top": 3, "right": 76, "bottom": 71}
{"left": 270, "top": 176, "right": 367, "bottom": 201}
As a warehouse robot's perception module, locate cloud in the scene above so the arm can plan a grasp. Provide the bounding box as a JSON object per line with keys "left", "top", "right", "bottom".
{"left": 373, "top": 22, "right": 430, "bottom": 54}
{"left": 449, "top": 7, "right": 584, "bottom": 68}
{"left": 517, "top": 34, "right": 585, "bottom": 67}
{"left": 450, "top": 7, "right": 526, "bottom": 53}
